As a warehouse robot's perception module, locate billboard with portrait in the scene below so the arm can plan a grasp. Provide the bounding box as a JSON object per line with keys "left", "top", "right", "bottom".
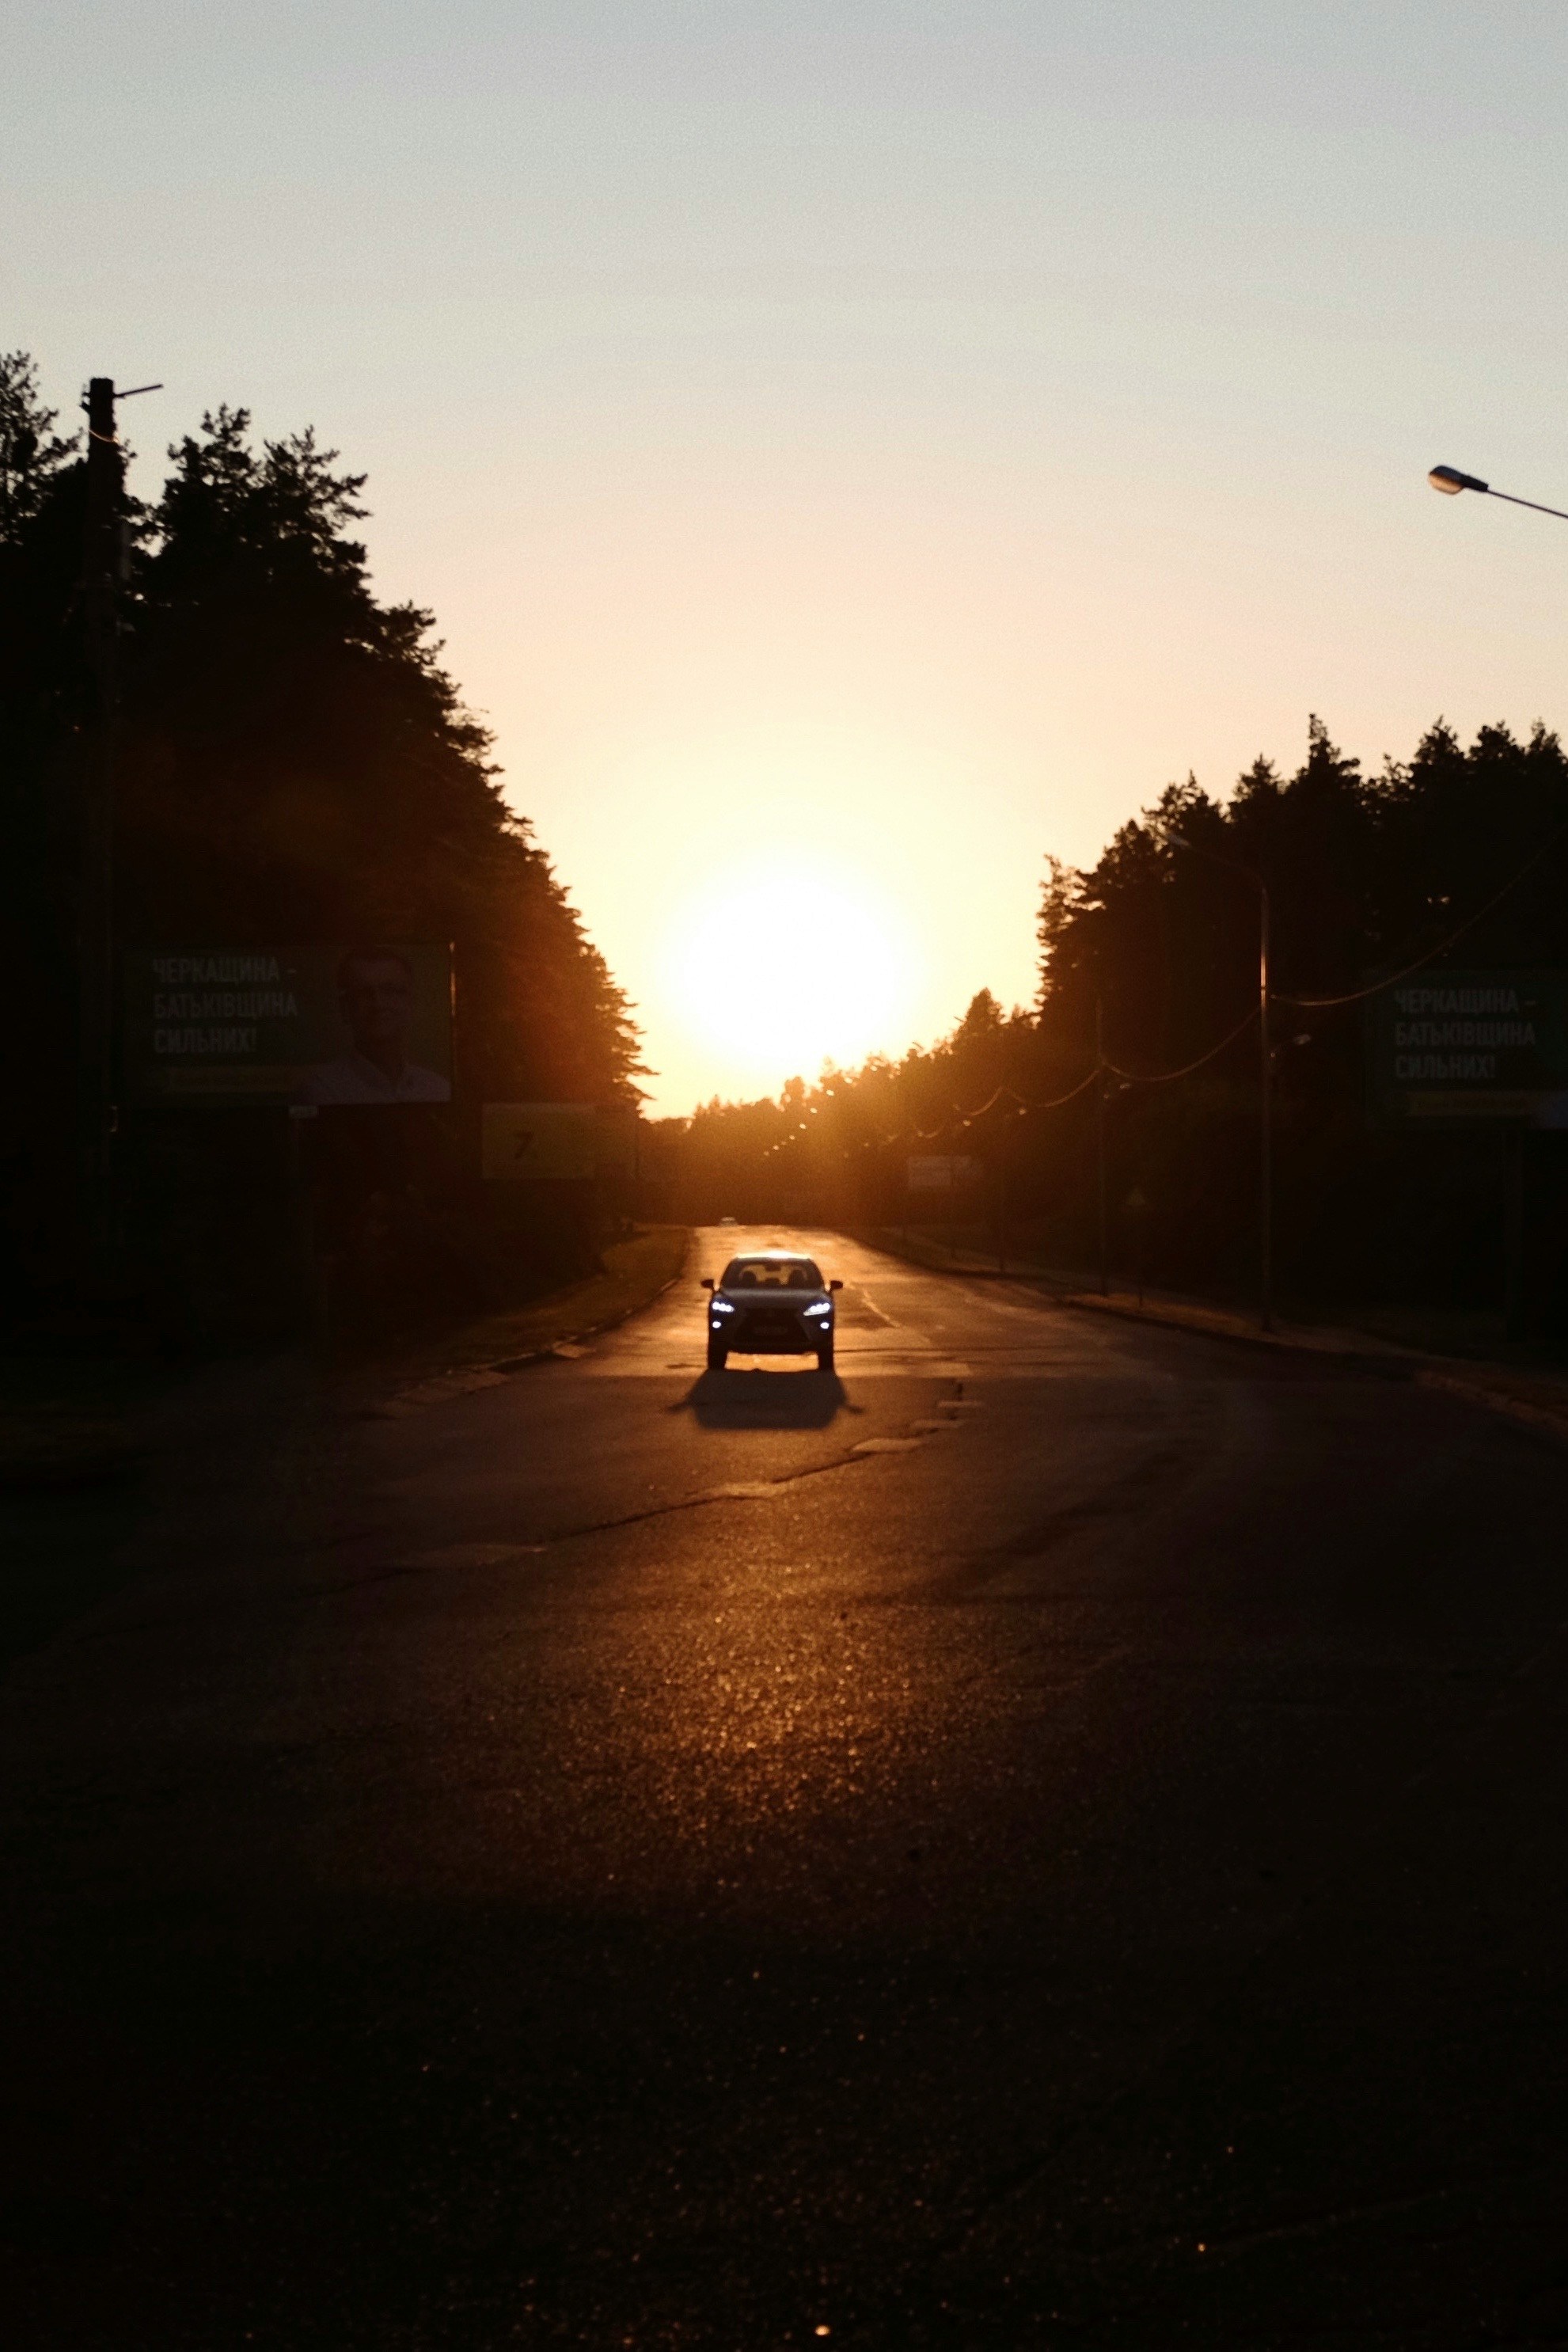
{"left": 123, "top": 947, "right": 454, "bottom": 1106}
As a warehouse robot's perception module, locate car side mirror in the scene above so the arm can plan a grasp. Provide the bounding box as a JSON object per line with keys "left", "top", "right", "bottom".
{"left": 829, "top": 1279, "right": 844, "bottom": 1292}
{"left": 700, "top": 1277, "right": 715, "bottom": 1290}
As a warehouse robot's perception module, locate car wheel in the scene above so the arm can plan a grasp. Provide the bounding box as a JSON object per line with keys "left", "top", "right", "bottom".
{"left": 707, "top": 1339, "right": 728, "bottom": 1371}
{"left": 816, "top": 1344, "right": 834, "bottom": 1374}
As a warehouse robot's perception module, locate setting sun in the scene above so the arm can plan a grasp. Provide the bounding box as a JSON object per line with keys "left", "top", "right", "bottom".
{"left": 663, "top": 864, "right": 918, "bottom": 1096}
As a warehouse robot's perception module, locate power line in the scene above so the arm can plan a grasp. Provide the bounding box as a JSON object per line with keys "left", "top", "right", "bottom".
{"left": 1101, "top": 1005, "right": 1259, "bottom": 1085}
{"left": 1274, "top": 819, "right": 1568, "bottom": 1010}
{"left": 758, "top": 829, "right": 1560, "bottom": 1158}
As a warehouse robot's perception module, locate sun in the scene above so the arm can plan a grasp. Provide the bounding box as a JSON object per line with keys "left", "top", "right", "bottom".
{"left": 666, "top": 861, "right": 916, "bottom": 1089}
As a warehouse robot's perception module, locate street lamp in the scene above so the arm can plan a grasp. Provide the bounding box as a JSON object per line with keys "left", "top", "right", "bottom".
{"left": 1428, "top": 464, "right": 1568, "bottom": 522}
{"left": 1428, "top": 455, "right": 1562, "bottom": 1338}
{"left": 1168, "top": 832, "right": 1273, "bottom": 1332}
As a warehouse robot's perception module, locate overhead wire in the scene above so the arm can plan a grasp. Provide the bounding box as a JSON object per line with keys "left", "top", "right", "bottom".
{"left": 753, "top": 814, "right": 1567, "bottom": 1169}
{"left": 1274, "top": 818, "right": 1568, "bottom": 1010}
{"left": 1101, "top": 1005, "right": 1259, "bottom": 1085}
{"left": 886, "top": 1012, "right": 1253, "bottom": 1151}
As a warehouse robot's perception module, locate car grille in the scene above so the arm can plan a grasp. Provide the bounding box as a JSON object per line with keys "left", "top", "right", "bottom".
{"left": 742, "top": 1311, "right": 799, "bottom": 1340}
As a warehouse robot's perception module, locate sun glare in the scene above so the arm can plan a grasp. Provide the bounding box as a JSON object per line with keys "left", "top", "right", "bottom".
{"left": 666, "top": 863, "right": 917, "bottom": 1092}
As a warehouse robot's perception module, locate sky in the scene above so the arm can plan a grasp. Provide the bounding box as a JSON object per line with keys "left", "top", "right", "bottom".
{"left": 7, "top": 1, "right": 1568, "bottom": 1113}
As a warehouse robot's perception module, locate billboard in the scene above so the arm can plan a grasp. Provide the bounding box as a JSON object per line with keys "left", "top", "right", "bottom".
{"left": 123, "top": 947, "right": 453, "bottom": 1106}
{"left": 481, "top": 1104, "right": 639, "bottom": 1181}
{"left": 907, "top": 1154, "right": 984, "bottom": 1191}
{"left": 1366, "top": 969, "right": 1568, "bottom": 1126}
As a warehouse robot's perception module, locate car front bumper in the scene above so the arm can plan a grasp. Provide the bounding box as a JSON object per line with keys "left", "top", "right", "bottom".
{"left": 710, "top": 1310, "right": 833, "bottom": 1354}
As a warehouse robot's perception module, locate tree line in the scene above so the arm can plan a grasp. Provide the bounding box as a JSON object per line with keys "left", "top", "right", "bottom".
{"left": 1, "top": 352, "right": 643, "bottom": 1343}
{"left": 651, "top": 716, "right": 1568, "bottom": 1331}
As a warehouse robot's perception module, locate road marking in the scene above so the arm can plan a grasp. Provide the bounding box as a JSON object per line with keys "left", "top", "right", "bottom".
{"left": 398, "top": 1542, "right": 545, "bottom": 1570}
{"left": 852, "top": 1438, "right": 924, "bottom": 1454}
{"left": 375, "top": 1368, "right": 511, "bottom": 1416}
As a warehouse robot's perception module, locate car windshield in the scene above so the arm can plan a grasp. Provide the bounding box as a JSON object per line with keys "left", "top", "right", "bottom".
{"left": 721, "top": 1256, "right": 824, "bottom": 1291}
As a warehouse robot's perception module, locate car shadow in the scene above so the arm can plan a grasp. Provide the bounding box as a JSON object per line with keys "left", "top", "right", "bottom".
{"left": 674, "top": 1368, "right": 860, "bottom": 1430}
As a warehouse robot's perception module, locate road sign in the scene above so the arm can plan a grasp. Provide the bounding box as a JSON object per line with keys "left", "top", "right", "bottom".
{"left": 1366, "top": 968, "right": 1568, "bottom": 1126}
{"left": 480, "top": 1104, "right": 636, "bottom": 1180}
{"left": 906, "top": 1154, "right": 983, "bottom": 1191}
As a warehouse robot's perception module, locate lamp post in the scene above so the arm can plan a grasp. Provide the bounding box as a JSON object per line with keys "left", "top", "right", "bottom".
{"left": 1429, "top": 460, "right": 1564, "bottom": 1332}
{"left": 1428, "top": 464, "right": 1568, "bottom": 523}
{"left": 1169, "top": 833, "right": 1272, "bottom": 1332}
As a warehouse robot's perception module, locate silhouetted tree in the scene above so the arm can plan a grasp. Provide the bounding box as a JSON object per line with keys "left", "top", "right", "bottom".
{"left": 658, "top": 716, "right": 1568, "bottom": 1328}
{"left": 1, "top": 366, "right": 642, "bottom": 1332}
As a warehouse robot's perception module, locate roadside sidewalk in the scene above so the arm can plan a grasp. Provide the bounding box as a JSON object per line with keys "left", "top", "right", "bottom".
{"left": 860, "top": 1225, "right": 1568, "bottom": 1449}
{"left": 0, "top": 1225, "right": 695, "bottom": 1480}
{"left": 362, "top": 1223, "right": 692, "bottom": 1419}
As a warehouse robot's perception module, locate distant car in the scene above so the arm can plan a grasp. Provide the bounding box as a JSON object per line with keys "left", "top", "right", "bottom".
{"left": 719, "top": 1215, "right": 738, "bottom": 1225}
{"left": 701, "top": 1251, "right": 844, "bottom": 1373}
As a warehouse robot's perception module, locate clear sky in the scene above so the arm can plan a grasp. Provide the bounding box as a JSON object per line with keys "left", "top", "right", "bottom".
{"left": 8, "top": 2, "right": 1568, "bottom": 1112}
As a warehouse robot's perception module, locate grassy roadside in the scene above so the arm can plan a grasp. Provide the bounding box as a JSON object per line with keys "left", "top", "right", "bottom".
{"left": 0, "top": 1228, "right": 695, "bottom": 1483}
{"left": 851, "top": 1225, "right": 1063, "bottom": 1282}
{"left": 0, "top": 1353, "right": 161, "bottom": 1489}
{"left": 378, "top": 1224, "right": 693, "bottom": 1385}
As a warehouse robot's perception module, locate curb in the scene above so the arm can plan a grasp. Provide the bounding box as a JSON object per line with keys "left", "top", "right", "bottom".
{"left": 1059, "top": 1290, "right": 1568, "bottom": 1446}
{"left": 1412, "top": 1368, "right": 1568, "bottom": 1448}
{"left": 370, "top": 1256, "right": 693, "bottom": 1420}
{"left": 1054, "top": 1286, "right": 1402, "bottom": 1365}
{"left": 863, "top": 1230, "right": 1568, "bottom": 1450}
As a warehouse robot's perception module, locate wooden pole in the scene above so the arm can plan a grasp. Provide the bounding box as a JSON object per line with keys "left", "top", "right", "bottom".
{"left": 1095, "top": 997, "right": 1108, "bottom": 1295}
{"left": 80, "top": 378, "right": 120, "bottom": 1256}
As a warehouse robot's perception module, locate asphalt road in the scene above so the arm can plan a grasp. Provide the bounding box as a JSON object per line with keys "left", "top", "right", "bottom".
{"left": 3, "top": 1227, "right": 1567, "bottom": 2350}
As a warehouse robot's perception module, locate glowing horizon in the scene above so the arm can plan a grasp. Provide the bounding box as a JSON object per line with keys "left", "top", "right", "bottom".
{"left": 661, "top": 855, "right": 920, "bottom": 1104}
{"left": 11, "top": 5, "right": 1568, "bottom": 1117}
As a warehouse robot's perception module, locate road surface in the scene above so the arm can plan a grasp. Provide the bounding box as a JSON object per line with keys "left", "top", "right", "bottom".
{"left": 2, "top": 1227, "right": 1566, "bottom": 2348}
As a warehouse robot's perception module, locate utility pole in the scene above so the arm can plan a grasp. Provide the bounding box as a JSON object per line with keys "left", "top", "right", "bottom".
{"left": 78, "top": 374, "right": 158, "bottom": 1263}
{"left": 1168, "top": 834, "right": 1273, "bottom": 1332}
{"left": 1095, "top": 997, "right": 1108, "bottom": 1295}
{"left": 1259, "top": 883, "right": 1273, "bottom": 1332}
{"left": 80, "top": 378, "right": 121, "bottom": 1256}
{"left": 1503, "top": 1129, "right": 1525, "bottom": 1340}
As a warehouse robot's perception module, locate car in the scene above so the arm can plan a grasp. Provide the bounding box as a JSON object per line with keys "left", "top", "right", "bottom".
{"left": 701, "top": 1251, "right": 844, "bottom": 1373}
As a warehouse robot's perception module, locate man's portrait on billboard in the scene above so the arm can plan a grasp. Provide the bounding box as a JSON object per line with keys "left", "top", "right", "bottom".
{"left": 297, "top": 948, "right": 451, "bottom": 1104}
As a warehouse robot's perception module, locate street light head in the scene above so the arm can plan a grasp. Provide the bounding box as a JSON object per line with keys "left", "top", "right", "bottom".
{"left": 1429, "top": 464, "right": 1489, "bottom": 496}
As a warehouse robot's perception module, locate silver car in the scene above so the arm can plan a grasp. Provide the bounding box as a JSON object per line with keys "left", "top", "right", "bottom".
{"left": 701, "top": 1251, "right": 843, "bottom": 1373}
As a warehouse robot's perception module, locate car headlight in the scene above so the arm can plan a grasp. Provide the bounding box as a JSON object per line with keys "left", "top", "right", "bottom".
{"left": 803, "top": 1300, "right": 832, "bottom": 1318}
{"left": 710, "top": 1298, "right": 736, "bottom": 1316}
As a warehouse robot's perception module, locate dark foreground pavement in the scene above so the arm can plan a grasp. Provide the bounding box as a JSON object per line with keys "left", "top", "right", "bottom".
{"left": 2, "top": 1229, "right": 1566, "bottom": 2349}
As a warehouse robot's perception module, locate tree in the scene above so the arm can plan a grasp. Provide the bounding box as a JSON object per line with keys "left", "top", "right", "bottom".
{"left": 0, "top": 367, "right": 643, "bottom": 1332}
